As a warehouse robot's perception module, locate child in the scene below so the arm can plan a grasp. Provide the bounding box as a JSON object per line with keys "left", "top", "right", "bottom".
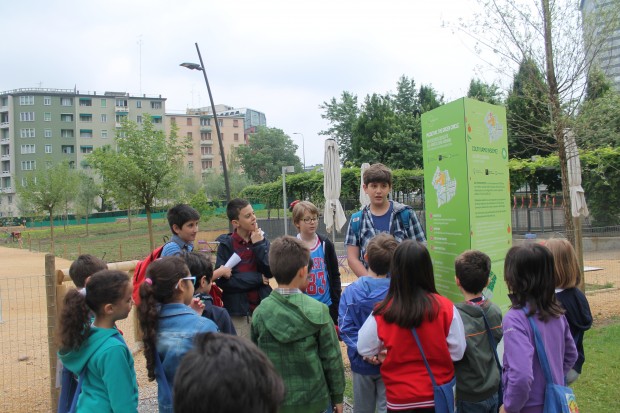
{"left": 345, "top": 163, "right": 426, "bottom": 277}
{"left": 357, "top": 240, "right": 466, "bottom": 412}
{"left": 251, "top": 236, "right": 345, "bottom": 413}
{"left": 184, "top": 251, "right": 237, "bottom": 335}
{"left": 138, "top": 256, "right": 218, "bottom": 412}
{"left": 216, "top": 198, "right": 272, "bottom": 338}
{"left": 291, "top": 200, "right": 341, "bottom": 324}
{"left": 57, "top": 270, "right": 138, "bottom": 412}
{"left": 174, "top": 332, "right": 285, "bottom": 413}
{"left": 544, "top": 238, "right": 592, "bottom": 384}
{"left": 339, "top": 233, "right": 397, "bottom": 413}
{"left": 454, "top": 250, "right": 503, "bottom": 413}
{"left": 161, "top": 204, "right": 200, "bottom": 256}
{"left": 69, "top": 254, "right": 107, "bottom": 288}
{"left": 500, "top": 244, "right": 578, "bottom": 413}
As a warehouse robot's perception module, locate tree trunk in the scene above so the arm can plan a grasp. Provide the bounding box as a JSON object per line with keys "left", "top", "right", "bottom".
{"left": 49, "top": 210, "right": 55, "bottom": 254}
{"left": 127, "top": 206, "right": 132, "bottom": 231}
{"left": 146, "top": 205, "right": 154, "bottom": 251}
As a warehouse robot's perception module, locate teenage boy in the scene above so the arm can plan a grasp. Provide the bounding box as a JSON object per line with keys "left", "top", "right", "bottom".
{"left": 345, "top": 163, "right": 426, "bottom": 277}
{"left": 68, "top": 254, "right": 108, "bottom": 288}
{"left": 161, "top": 204, "right": 200, "bottom": 257}
{"left": 252, "top": 236, "right": 345, "bottom": 413}
{"left": 454, "top": 250, "right": 503, "bottom": 413}
{"left": 215, "top": 198, "right": 272, "bottom": 338}
{"left": 339, "top": 233, "right": 397, "bottom": 413}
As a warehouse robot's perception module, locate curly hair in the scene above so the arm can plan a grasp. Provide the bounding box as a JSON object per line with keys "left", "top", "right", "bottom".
{"left": 137, "top": 256, "right": 190, "bottom": 381}
{"left": 58, "top": 270, "right": 130, "bottom": 351}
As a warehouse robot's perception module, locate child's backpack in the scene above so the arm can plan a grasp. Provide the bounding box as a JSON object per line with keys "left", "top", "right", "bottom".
{"left": 132, "top": 245, "right": 164, "bottom": 305}
{"left": 349, "top": 207, "right": 411, "bottom": 239}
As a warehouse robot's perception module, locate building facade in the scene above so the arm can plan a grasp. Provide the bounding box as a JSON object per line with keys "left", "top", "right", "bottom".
{"left": 0, "top": 88, "right": 166, "bottom": 217}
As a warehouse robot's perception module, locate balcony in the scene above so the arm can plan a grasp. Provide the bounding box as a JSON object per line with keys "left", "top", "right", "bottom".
{"left": 200, "top": 126, "right": 212, "bottom": 132}
{"left": 1, "top": 170, "right": 10, "bottom": 177}
{"left": 0, "top": 122, "right": 8, "bottom": 128}
{"left": 115, "top": 106, "right": 129, "bottom": 113}
{"left": 1, "top": 138, "right": 9, "bottom": 143}
{"left": 0, "top": 105, "right": 7, "bottom": 112}
{"left": 200, "top": 140, "right": 213, "bottom": 145}
{"left": 200, "top": 154, "right": 214, "bottom": 160}
{"left": 1, "top": 154, "right": 9, "bottom": 160}
{"left": 1, "top": 187, "right": 13, "bottom": 193}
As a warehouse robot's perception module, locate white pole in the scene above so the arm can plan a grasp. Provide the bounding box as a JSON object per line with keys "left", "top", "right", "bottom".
{"left": 282, "top": 168, "right": 288, "bottom": 235}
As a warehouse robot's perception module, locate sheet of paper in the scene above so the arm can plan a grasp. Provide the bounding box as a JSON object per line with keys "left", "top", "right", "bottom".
{"left": 224, "top": 253, "right": 241, "bottom": 268}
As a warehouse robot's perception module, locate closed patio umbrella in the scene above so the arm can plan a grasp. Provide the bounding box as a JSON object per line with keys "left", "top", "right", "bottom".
{"left": 565, "top": 130, "right": 589, "bottom": 218}
{"left": 359, "top": 162, "right": 371, "bottom": 208}
{"left": 323, "top": 139, "right": 346, "bottom": 240}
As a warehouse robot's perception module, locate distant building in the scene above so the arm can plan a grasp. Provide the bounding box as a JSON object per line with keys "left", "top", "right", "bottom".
{"left": 0, "top": 88, "right": 166, "bottom": 217}
{"left": 580, "top": 0, "right": 620, "bottom": 91}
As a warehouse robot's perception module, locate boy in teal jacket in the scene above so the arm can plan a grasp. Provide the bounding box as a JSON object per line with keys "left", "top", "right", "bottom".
{"left": 252, "top": 236, "right": 345, "bottom": 413}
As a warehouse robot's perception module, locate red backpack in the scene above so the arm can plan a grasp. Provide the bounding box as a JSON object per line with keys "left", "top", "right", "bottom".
{"left": 132, "top": 245, "right": 164, "bottom": 305}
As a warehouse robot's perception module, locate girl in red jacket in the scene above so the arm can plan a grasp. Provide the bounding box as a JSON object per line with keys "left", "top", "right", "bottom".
{"left": 357, "top": 240, "right": 466, "bottom": 412}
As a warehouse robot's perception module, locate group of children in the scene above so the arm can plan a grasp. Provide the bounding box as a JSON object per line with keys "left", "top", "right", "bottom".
{"left": 56, "top": 162, "right": 592, "bottom": 413}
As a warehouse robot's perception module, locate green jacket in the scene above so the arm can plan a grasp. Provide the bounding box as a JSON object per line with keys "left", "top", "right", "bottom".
{"left": 58, "top": 327, "right": 138, "bottom": 413}
{"left": 251, "top": 291, "right": 345, "bottom": 413}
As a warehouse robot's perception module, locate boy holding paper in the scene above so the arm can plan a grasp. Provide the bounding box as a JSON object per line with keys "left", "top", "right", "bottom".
{"left": 216, "top": 198, "right": 272, "bottom": 338}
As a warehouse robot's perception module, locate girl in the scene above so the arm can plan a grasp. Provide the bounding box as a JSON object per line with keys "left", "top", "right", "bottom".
{"left": 544, "top": 238, "right": 592, "bottom": 383}
{"left": 500, "top": 244, "right": 578, "bottom": 413}
{"left": 138, "top": 256, "right": 218, "bottom": 413}
{"left": 291, "top": 200, "right": 342, "bottom": 324}
{"left": 58, "top": 270, "right": 138, "bottom": 413}
{"left": 357, "top": 240, "right": 466, "bottom": 412}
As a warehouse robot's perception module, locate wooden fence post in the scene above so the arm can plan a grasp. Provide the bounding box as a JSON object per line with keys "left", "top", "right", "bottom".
{"left": 45, "top": 254, "right": 59, "bottom": 412}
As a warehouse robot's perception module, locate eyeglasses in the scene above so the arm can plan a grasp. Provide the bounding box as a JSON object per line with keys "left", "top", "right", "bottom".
{"left": 175, "top": 276, "right": 196, "bottom": 289}
{"left": 302, "top": 217, "right": 318, "bottom": 223}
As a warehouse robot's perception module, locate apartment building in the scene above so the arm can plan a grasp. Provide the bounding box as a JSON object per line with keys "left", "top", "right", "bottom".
{"left": 0, "top": 88, "right": 166, "bottom": 217}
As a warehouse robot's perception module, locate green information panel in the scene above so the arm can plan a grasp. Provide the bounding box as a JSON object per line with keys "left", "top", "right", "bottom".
{"left": 422, "top": 98, "right": 512, "bottom": 310}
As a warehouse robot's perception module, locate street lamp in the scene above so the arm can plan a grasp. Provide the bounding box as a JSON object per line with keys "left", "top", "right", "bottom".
{"left": 282, "top": 165, "right": 295, "bottom": 235}
{"left": 293, "top": 132, "right": 306, "bottom": 172}
{"left": 180, "top": 43, "right": 231, "bottom": 208}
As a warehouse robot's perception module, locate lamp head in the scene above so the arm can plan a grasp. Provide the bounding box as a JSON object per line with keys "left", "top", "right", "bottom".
{"left": 180, "top": 62, "right": 203, "bottom": 71}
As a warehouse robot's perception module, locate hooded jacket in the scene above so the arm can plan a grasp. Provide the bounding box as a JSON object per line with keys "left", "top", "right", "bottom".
{"left": 555, "top": 287, "right": 592, "bottom": 373}
{"left": 251, "top": 291, "right": 345, "bottom": 413}
{"left": 58, "top": 327, "right": 138, "bottom": 413}
{"left": 317, "top": 233, "right": 342, "bottom": 325}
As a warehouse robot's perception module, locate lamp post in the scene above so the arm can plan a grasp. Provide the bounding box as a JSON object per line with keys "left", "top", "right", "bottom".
{"left": 282, "top": 165, "right": 295, "bottom": 235}
{"left": 180, "top": 43, "right": 231, "bottom": 207}
{"left": 293, "top": 132, "right": 306, "bottom": 172}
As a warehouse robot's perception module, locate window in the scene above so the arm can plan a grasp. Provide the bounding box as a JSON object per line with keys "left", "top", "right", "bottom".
{"left": 44, "top": 96, "right": 52, "bottom": 106}
{"left": 80, "top": 130, "right": 93, "bottom": 138}
{"left": 8, "top": 195, "right": 12, "bottom": 204}
{"left": 115, "top": 114, "right": 127, "bottom": 123}
{"left": 80, "top": 145, "right": 93, "bottom": 154}
{"left": 150, "top": 101, "right": 162, "bottom": 109}
{"left": 61, "top": 97, "right": 73, "bottom": 106}
{"left": 186, "top": 118, "right": 192, "bottom": 126}
{"left": 61, "top": 145, "right": 74, "bottom": 154}
{"left": 200, "top": 118, "right": 211, "bottom": 126}
{"left": 116, "top": 99, "right": 128, "bottom": 107}
{"left": 44, "top": 129, "right": 52, "bottom": 138}
{"left": 61, "top": 129, "right": 74, "bottom": 138}
{"left": 44, "top": 112, "right": 51, "bottom": 121}
{"left": 20, "top": 129, "right": 35, "bottom": 138}
{"left": 201, "top": 160, "right": 213, "bottom": 169}
{"left": 101, "top": 114, "right": 107, "bottom": 122}
{"left": 21, "top": 160, "right": 36, "bottom": 170}
{"left": 79, "top": 114, "right": 93, "bottom": 122}
{"left": 201, "top": 146, "right": 212, "bottom": 155}
{"left": 187, "top": 132, "right": 193, "bottom": 139}
{"left": 218, "top": 119, "right": 223, "bottom": 127}
{"left": 20, "top": 112, "right": 35, "bottom": 121}
{"left": 201, "top": 132, "right": 212, "bottom": 141}
{"left": 136, "top": 100, "right": 142, "bottom": 108}
{"left": 19, "top": 96, "right": 34, "bottom": 105}
{"left": 233, "top": 119, "right": 239, "bottom": 127}
{"left": 61, "top": 114, "right": 74, "bottom": 122}
{"left": 234, "top": 133, "right": 239, "bottom": 141}
{"left": 188, "top": 161, "right": 194, "bottom": 170}
{"left": 137, "top": 115, "right": 142, "bottom": 124}
{"left": 152, "top": 117, "right": 162, "bottom": 124}
{"left": 101, "top": 99, "right": 107, "bottom": 107}
{"left": 101, "top": 130, "right": 108, "bottom": 138}
{"left": 79, "top": 98, "right": 92, "bottom": 107}
{"left": 21, "top": 144, "right": 35, "bottom": 154}
{"left": 45, "top": 144, "right": 52, "bottom": 154}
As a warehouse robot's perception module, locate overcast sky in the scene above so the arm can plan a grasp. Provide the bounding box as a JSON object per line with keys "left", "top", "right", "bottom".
{"left": 1, "top": 0, "right": 496, "bottom": 166}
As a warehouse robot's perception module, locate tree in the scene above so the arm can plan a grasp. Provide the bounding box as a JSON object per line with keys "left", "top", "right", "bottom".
{"left": 319, "top": 91, "right": 359, "bottom": 164}
{"left": 88, "top": 115, "right": 189, "bottom": 250}
{"left": 467, "top": 78, "right": 503, "bottom": 105}
{"left": 352, "top": 93, "right": 397, "bottom": 165}
{"left": 74, "top": 173, "right": 100, "bottom": 236}
{"left": 17, "top": 161, "right": 76, "bottom": 253}
{"left": 236, "top": 126, "right": 302, "bottom": 184}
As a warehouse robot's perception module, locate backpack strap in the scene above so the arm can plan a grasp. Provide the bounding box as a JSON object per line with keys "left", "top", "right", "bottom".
{"left": 480, "top": 308, "right": 502, "bottom": 372}
{"left": 523, "top": 308, "right": 556, "bottom": 386}
{"left": 351, "top": 210, "right": 363, "bottom": 240}
{"left": 399, "top": 208, "right": 411, "bottom": 234}
{"left": 411, "top": 327, "right": 439, "bottom": 388}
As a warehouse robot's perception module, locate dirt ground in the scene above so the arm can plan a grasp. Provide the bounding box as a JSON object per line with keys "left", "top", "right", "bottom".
{"left": 0, "top": 245, "right": 618, "bottom": 412}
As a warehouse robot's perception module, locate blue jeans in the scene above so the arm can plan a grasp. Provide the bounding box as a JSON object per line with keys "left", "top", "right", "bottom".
{"left": 456, "top": 393, "right": 498, "bottom": 413}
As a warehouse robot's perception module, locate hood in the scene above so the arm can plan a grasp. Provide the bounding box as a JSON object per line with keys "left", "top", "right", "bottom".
{"left": 456, "top": 300, "right": 493, "bottom": 319}
{"left": 391, "top": 200, "right": 409, "bottom": 213}
{"left": 58, "top": 327, "right": 121, "bottom": 374}
{"left": 263, "top": 292, "right": 331, "bottom": 343}
{"left": 357, "top": 277, "right": 390, "bottom": 301}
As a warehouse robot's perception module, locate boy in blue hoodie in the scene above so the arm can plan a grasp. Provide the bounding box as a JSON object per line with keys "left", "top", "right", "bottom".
{"left": 338, "top": 233, "right": 397, "bottom": 413}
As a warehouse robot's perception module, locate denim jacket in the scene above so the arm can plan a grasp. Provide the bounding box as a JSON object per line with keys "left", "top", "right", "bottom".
{"left": 156, "top": 303, "right": 218, "bottom": 412}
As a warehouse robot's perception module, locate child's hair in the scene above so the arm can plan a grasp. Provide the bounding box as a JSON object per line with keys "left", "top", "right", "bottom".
{"left": 292, "top": 200, "right": 319, "bottom": 225}
{"left": 69, "top": 254, "right": 108, "bottom": 288}
{"left": 167, "top": 204, "right": 200, "bottom": 233}
{"left": 454, "top": 250, "right": 492, "bottom": 294}
{"left": 174, "top": 332, "right": 285, "bottom": 413}
{"left": 544, "top": 238, "right": 581, "bottom": 289}
{"left": 374, "top": 240, "right": 438, "bottom": 328}
{"left": 138, "top": 256, "right": 191, "bottom": 381}
{"left": 504, "top": 244, "right": 564, "bottom": 321}
{"left": 58, "top": 270, "right": 129, "bottom": 350}
{"left": 226, "top": 198, "right": 250, "bottom": 222}
{"left": 269, "top": 236, "right": 310, "bottom": 285}
{"left": 363, "top": 163, "right": 392, "bottom": 186}
{"left": 365, "top": 233, "right": 398, "bottom": 276}
{"left": 184, "top": 251, "right": 213, "bottom": 289}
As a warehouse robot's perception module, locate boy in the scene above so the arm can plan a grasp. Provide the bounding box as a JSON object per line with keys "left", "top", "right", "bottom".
{"left": 338, "top": 233, "right": 397, "bottom": 413}
{"left": 68, "top": 254, "right": 107, "bottom": 288}
{"left": 184, "top": 251, "right": 236, "bottom": 335}
{"left": 345, "top": 163, "right": 426, "bottom": 277}
{"left": 215, "top": 198, "right": 272, "bottom": 338}
{"left": 161, "top": 204, "right": 200, "bottom": 256}
{"left": 454, "top": 250, "right": 503, "bottom": 413}
{"left": 252, "top": 236, "right": 345, "bottom": 413}
{"left": 174, "top": 332, "right": 285, "bottom": 413}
